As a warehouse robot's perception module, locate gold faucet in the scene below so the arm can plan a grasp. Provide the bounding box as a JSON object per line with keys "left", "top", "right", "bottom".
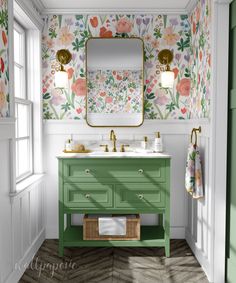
{"left": 110, "top": 130, "right": 117, "bottom": 152}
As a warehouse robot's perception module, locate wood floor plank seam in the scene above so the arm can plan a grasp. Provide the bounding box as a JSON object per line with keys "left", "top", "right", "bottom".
{"left": 19, "top": 240, "right": 208, "bottom": 283}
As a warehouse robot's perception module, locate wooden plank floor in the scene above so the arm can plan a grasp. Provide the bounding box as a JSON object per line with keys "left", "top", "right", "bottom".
{"left": 19, "top": 239, "right": 208, "bottom": 283}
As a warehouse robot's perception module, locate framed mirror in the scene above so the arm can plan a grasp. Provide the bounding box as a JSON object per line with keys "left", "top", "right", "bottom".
{"left": 86, "top": 38, "right": 144, "bottom": 127}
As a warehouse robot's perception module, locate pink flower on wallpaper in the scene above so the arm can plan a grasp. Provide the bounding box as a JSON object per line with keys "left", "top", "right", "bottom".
{"left": 76, "top": 108, "right": 82, "bottom": 114}
{"left": 154, "top": 90, "right": 168, "bottom": 106}
{"left": 67, "top": 67, "right": 74, "bottom": 79}
{"left": 71, "top": 78, "right": 86, "bottom": 96}
{"left": 105, "top": 97, "right": 113, "bottom": 103}
{"left": 195, "top": 6, "right": 201, "bottom": 23}
{"left": 57, "top": 26, "right": 74, "bottom": 46}
{"left": 2, "top": 30, "right": 7, "bottom": 46}
{"left": 116, "top": 18, "right": 132, "bottom": 33}
{"left": 51, "top": 89, "right": 65, "bottom": 106}
{"left": 151, "top": 39, "right": 159, "bottom": 49}
{"left": 90, "top": 16, "right": 98, "bottom": 28}
{"left": 99, "top": 27, "right": 113, "bottom": 37}
{"left": 181, "top": 107, "right": 187, "bottom": 114}
{"left": 46, "top": 38, "right": 54, "bottom": 48}
{"left": 192, "top": 21, "right": 196, "bottom": 34}
{"left": 172, "top": 67, "right": 179, "bottom": 79}
{"left": 162, "top": 27, "right": 180, "bottom": 46}
{"left": 176, "top": 78, "right": 191, "bottom": 97}
{"left": 0, "top": 57, "right": 4, "bottom": 73}
{"left": 0, "top": 80, "right": 6, "bottom": 111}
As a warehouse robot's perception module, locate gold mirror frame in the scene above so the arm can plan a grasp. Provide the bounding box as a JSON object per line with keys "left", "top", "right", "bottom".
{"left": 85, "top": 37, "right": 144, "bottom": 128}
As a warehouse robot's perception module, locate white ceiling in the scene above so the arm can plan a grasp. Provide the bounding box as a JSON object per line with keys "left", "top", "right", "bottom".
{"left": 33, "top": 0, "right": 198, "bottom": 14}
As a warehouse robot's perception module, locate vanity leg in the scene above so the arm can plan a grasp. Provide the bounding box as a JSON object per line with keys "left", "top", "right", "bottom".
{"left": 59, "top": 202, "right": 64, "bottom": 257}
{"left": 67, "top": 214, "right": 72, "bottom": 227}
{"left": 158, "top": 214, "right": 163, "bottom": 226}
{"left": 165, "top": 240, "right": 170, "bottom": 258}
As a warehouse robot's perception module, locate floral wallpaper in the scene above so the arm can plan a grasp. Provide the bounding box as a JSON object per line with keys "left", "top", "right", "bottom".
{"left": 189, "top": 0, "right": 211, "bottom": 118}
{"left": 42, "top": 5, "right": 211, "bottom": 120}
{"left": 0, "top": 0, "right": 9, "bottom": 118}
{"left": 87, "top": 70, "right": 142, "bottom": 114}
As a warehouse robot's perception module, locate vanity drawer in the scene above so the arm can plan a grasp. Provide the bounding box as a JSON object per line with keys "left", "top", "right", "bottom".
{"left": 115, "top": 183, "right": 166, "bottom": 208}
{"left": 64, "top": 183, "right": 113, "bottom": 208}
{"left": 63, "top": 159, "right": 166, "bottom": 182}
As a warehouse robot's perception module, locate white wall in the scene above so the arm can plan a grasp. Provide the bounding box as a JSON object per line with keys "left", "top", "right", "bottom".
{"left": 43, "top": 119, "right": 210, "bottom": 239}
{"left": 185, "top": 134, "right": 213, "bottom": 280}
{"left": 0, "top": 121, "right": 45, "bottom": 283}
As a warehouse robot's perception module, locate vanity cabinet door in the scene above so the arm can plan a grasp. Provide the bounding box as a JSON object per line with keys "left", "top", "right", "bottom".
{"left": 64, "top": 183, "right": 113, "bottom": 208}
{"left": 115, "top": 183, "right": 166, "bottom": 208}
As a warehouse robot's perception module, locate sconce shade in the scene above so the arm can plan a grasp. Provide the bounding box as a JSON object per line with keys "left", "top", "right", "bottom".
{"left": 54, "top": 49, "right": 72, "bottom": 89}
{"left": 55, "top": 70, "right": 68, "bottom": 89}
{"left": 158, "top": 49, "right": 175, "bottom": 88}
{"left": 161, "top": 71, "right": 174, "bottom": 88}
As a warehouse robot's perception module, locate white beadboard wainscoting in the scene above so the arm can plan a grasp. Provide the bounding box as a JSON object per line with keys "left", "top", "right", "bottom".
{"left": 0, "top": 122, "right": 45, "bottom": 283}
{"left": 43, "top": 119, "right": 212, "bottom": 280}
{"left": 185, "top": 134, "right": 212, "bottom": 281}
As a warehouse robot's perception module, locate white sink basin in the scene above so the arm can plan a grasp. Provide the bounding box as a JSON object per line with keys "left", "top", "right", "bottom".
{"left": 88, "top": 151, "right": 136, "bottom": 157}
{"left": 57, "top": 151, "right": 171, "bottom": 159}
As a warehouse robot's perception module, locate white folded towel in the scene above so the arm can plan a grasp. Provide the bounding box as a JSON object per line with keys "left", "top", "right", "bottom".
{"left": 185, "top": 143, "right": 204, "bottom": 199}
{"left": 98, "top": 217, "right": 126, "bottom": 236}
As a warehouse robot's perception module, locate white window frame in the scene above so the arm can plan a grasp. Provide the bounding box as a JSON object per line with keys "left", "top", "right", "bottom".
{"left": 14, "top": 20, "right": 33, "bottom": 182}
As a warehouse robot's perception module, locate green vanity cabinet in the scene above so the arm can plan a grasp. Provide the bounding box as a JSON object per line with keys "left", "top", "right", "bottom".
{"left": 58, "top": 157, "right": 171, "bottom": 257}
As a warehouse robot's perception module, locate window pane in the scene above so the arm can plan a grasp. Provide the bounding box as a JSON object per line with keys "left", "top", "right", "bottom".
{"left": 17, "top": 139, "right": 30, "bottom": 177}
{"left": 16, "top": 103, "right": 29, "bottom": 138}
{"left": 14, "top": 29, "right": 22, "bottom": 65}
{"left": 16, "top": 141, "right": 19, "bottom": 177}
{"left": 14, "top": 65, "right": 25, "bottom": 98}
{"left": 15, "top": 102, "right": 18, "bottom": 137}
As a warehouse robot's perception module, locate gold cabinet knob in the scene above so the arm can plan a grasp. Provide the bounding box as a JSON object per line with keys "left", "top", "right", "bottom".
{"left": 120, "top": 144, "right": 130, "bottom": 152}
{"left": 138, "top": 194, "right": 144, "bottom": 199}
{"left": 138, "top": 169, "right": 144, "bottom": 174}
{"left": 85, "top": 193, "right": 90, "bottom": 198}
{"left": 100, "top": 144, "right": 109, "bottom": 152}
{"left": 85, "top": 169, "right": 90, "bottom": 174}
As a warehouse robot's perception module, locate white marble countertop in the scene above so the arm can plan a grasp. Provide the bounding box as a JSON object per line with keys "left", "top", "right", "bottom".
{"left": 57, "top": 151, "right": 171, "bottom": 159}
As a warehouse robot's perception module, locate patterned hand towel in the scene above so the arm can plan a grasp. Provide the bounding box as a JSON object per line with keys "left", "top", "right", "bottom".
{"left": 185, "top": 144, "right": 204, "bottom": 199}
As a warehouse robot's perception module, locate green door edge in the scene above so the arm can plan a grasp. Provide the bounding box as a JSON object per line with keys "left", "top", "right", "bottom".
{"left": 226, "top": 1, "right": 236, "bottom": 282}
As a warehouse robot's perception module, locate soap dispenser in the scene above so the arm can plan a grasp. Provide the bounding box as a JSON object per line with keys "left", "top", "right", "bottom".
{"left": 154, "top": 132, "right": 163, "bottom": 152}
{"left": 65, "top": 139, "right": 72, "bottom": 151}
{"left": 141, "top": 136, "right": 148, "bottom": 150}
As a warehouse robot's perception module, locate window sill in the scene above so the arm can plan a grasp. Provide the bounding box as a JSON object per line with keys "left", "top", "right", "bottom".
{"left": 10, "top": 173, "right": 45, "bottom": 198}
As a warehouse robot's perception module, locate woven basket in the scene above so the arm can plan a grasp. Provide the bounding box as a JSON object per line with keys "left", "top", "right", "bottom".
{"left": 83, "top": 214, "right": 140, "bottom": 240}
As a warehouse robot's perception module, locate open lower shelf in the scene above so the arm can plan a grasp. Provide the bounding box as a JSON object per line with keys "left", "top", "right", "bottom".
{"left": 64, "top": 225, "right": 165, "bottom": 247}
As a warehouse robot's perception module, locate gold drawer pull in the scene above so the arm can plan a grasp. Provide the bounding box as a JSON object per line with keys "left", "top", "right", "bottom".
{"left": 138, "top": 169, "right": 144, "bottom": 174}
{"left": 85, "top": 169, "right": 90, "bottom": 174}
{"left": 85, "top": 193, "right": 90, "bottom": 198}
{"left": 138, "top": 194, "right": 144, "bottom": 199}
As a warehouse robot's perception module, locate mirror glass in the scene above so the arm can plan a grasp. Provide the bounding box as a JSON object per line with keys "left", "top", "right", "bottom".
{"left": 86, "top": 38, "right": 144, "bottom": 127}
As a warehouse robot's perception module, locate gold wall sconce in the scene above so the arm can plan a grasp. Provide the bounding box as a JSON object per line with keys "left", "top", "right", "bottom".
{"left": 158, "top": 49, "right": 174, "bottom": 88}
{"left": 55, "top": 49, "right": 72, "bottom": 89}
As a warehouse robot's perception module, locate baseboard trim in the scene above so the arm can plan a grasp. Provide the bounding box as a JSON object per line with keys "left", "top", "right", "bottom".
{"left": 185, "top": 228, "right": 212, "bottom": 282}
{"left": 171, "top": 227, "right": 185, "bottom": 239}
{"left": 5, "top": 228, "right": 45, "bottom": 283}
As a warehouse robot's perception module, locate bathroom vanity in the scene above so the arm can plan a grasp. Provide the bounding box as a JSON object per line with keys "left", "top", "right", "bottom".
{"left": 57, "top": 153, "right": 171, "bottom": 257}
